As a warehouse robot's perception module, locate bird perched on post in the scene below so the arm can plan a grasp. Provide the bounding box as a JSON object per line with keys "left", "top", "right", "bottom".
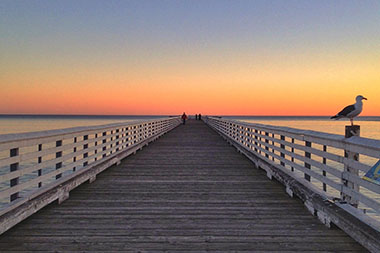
{"left": 331, "top": 95, "right": 367, "bottom": 126}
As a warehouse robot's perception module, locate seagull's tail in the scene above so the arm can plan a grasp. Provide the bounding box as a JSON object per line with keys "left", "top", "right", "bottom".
{"left": 330, "top": 115, "right": 339, "bottom": 119}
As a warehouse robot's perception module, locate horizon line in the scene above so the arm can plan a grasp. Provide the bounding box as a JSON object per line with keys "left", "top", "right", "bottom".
{"left": 1, "top": 113, "right": 379, "bottom": 117}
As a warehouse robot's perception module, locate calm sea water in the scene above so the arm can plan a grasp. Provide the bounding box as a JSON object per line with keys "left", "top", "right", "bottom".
{"left": 1, "top": 115, "right": 379, "bottom": 138}
{"left": 226, "top": 116, "right": 380, "bottom": 140}
{"left": 0, "top": 115, "right": 169, "bottom": 135}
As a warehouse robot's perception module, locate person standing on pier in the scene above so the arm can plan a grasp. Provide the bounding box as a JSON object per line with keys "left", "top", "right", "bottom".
{"left": 198, "top": 113, "right": 202, "bottom": 120}
{"left": 181, "top": 112, "right": 188, "bottom": 125}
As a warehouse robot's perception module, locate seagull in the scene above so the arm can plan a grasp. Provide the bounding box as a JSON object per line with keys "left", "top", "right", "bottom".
{"left": 331, "top": 95, "right": 367, "bottom": 126}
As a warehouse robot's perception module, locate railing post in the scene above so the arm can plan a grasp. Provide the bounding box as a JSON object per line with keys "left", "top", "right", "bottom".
{"left": 323, "top": 145, "right": 327, "bottom": 192}
{"left": 38, "top": 144, "right": 42, "bottom": 188}
{"left": 259, "top": 130, "right": 263, "bottom": 155}
{"left": 73, "top": 137, "right": 77, "bottom": 171}
{"left": 94, "top": 134, "right": 98, "bottom": 161}
{"left": 248, "top": 128, "right": 252, "bottom": 150}
{"left": 272, "top": 133, "right": 275, "bottom": 161}
{"left": 83, "top": 135, "right": 88, "bottom": 167}
{"left": 304, "top": 141, "right": 311, "bottom": 182}
{"left": 342, "top": 125, "right": 360, "bottom": 207}
{"left": 280, "top": 135, "right": 285, "bottom": 166}
{"left": 10, "top": 148, "right": 19, "bottom": 202}
{"left": 126, "top": 128, "right": 130, "bottom": 146}
{"left": 116, "top": 129, "right": 120, "bottom": 152}
{"left": 291, "top": 138, "right": 295, "bottom": 172}
{"left": 265, "top": 132, "right": 269, "bottom": 159}
{"left": 102, "top": 132, "right": 107, "bottom": 158}
{"left": 110, "top": 130, "right": 113, "bottom": 154}
{"left": 55, "top": 140, "right": 63, "bottom": 179}
{"left": 135, "top": 127, "right": 138, "bottom": 144}
{"left": 254, "top": 129, "right": 258, "bottom": 152}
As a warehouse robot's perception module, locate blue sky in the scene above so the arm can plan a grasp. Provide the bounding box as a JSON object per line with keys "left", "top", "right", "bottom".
{"left": 1, "top": 0, "right": 379, "bottom": 115}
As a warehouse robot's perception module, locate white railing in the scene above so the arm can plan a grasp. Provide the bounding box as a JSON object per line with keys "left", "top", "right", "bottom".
{"left": 204, "top": 117, "right": 380, "bottom": 222}
{"left": 0, "top": 117, "right": 181, "bottom": 214}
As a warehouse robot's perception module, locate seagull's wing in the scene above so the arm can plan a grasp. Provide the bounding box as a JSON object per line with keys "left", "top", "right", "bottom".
{"left": 337, "top": 104, "right": 355, "bottom": 116}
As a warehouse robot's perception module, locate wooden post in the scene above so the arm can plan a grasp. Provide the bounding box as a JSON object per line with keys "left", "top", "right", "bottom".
{"left": 94, "top": 134, "right": 98, "bottom": 161}
{"left": 126, "top": 128, "right": 130, "bottom": 147}
{"left": 137, "top": 125, "right": 143, "bottom": 142}
{"left": 254, "top": 129, "right": 258, "bottom": 152}
{"left": 280, "top": 135, "right": 285, "bottom": 166}
{"left": 259, "top": 130, "right": 263, "bottom": 155}
{"left": 241, "top": 126, "right": 245, "bottom": 146}
{"left": 102, "top": 132, "right": 107, "bottom": 158}
{"left": 291, "top": 138, "right": 295, "bottom": 172}
{"left": 246, "top": 128, "right": 250, "bottom": 149}
{"left": 110, "top": 130, "right": 113, "bottom": 154}
{"left": 304, "top": 141, "right": 311, "bottom": 182}
{"left": 272, "top": 133, "right": 275, "bottom": 162}
{"left": 38, "top": 144, "right": 42, "bottom": 188}
{"left": 83, "top": 135, "right": 88, "bottom": 167}
{"left": 265, "top": 132, "right": 269, "bottom": 159}
{"left": 323, "top": 145, "right": 327, "bottom": 192}
{"left": 10, "top": 148, "right": 19, "bottom": 201}
{"left": 342, "top": 125, "right": 360, "bottom": 207}
{"left": 116, "top": 129, "right": 120, "bottom": 152}
{"left": 55, "top": 140, "right": 62, "bottom": 179}
{"left": 73, "top": 137, "right": 77, "bottom": 171}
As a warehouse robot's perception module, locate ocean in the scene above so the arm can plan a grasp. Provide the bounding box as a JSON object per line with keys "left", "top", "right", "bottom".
{"left": 0, "top": 115, "right": 169, "bottom": 135}
{"left": 1, "top": 115, "right": 379, "bottom": 139}
{"left": 226, "top": 116, "right": 380, "bottom": 140}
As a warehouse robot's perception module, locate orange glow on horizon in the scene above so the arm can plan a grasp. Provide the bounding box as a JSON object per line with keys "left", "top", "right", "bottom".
{"left": 1, "top": 1, "right": 380, "bottom": 117}
{"left": 1, "top": 40, "right": 379, "bottom": 116}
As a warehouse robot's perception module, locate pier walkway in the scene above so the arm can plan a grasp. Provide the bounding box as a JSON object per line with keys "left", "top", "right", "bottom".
{"left": 0, "top": 120, "right": 366, "bottom": 252}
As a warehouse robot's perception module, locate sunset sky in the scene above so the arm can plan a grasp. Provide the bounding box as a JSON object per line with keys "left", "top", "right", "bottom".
{"left": 1, "top": 0, "right": 379, "bottom": 115}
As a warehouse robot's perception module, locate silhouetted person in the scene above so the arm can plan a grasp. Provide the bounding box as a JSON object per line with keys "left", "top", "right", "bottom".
{"left": 181, "top": 112, "right": 188, "bottom": 125}
{"left": 198, "top": 113, "right": 202, "bottom": 120}
{"left": 195, "top": 114, "right": 198, "bottom": 120}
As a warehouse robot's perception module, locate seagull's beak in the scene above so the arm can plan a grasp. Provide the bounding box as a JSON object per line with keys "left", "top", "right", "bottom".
{"left": 363, "top": 97, "right": 368, "bottom": 100}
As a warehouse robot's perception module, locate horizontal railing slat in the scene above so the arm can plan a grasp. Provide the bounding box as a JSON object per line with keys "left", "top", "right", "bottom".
{"left": 0, "top": 117, "right": 181, "bottom": 209}
{"left": 0, "top": 120, "right": 164, "bottom": 149}
{"left": 0, "top": 121, "right": 176, "bottom": 184}
{"left": 214, "top": 118, "right": 380, "bottom": 157}
{"left": 248, "top": 134, "right": 343, "bottom": 178}
{"left": 205, "top": 116, "right": 380, "bottom": 219}
{"left": 250, "top": 140, "right": 343, "bottom": 192}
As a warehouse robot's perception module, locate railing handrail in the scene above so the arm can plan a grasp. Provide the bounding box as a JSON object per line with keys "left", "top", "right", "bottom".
{"left": 0, "top": 117, "right": 177, "bottom": 145}
{"left": 210, "top": 117, "right": 380, "bottom": 155}
{"left": 204, "top": 116, "right": 380, "bottom": 223}
{"left": 0, "top": 116, "right": 181, "bottom": 234}
{"left": 204, "top": 116, "right": 380, "bottom": 252}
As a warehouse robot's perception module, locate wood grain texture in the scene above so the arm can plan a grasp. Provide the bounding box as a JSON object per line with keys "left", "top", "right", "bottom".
{"left": 0, "top": 120, "right": 366, "bottom": 252}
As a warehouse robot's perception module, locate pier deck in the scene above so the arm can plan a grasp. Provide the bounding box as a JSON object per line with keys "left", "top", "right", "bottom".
{"left": 0, "top": 120, "right": 366, "bottom": 252}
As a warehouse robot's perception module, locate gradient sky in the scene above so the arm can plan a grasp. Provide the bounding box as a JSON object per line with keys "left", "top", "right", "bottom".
{"left": 1, "top": 0, "right": 379, "bottom": 115}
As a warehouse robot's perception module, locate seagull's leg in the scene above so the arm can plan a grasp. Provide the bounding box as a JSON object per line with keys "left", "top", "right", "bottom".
{"left": 350, "top": 118, "right": 353, "bottom": 126}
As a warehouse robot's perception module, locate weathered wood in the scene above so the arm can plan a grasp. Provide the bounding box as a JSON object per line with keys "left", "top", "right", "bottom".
{"left": 343, "top": 125, "right": 360, "bottom": 207}
{"left": 205, "top": 117, "right": 379, "bottom": 252}
{"left": 204, "top": 117, "right": 380, "bottom": 225}
{"left": 9, "top": 148, "right": 19, "bottom": 201}
{"left": 0, "top": 120, "right": 366, "bottom": 252}
{"left": 0, "top": 117, "right": 180, "bottom": 213}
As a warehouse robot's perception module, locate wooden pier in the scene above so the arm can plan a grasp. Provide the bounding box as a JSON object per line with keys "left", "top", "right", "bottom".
{"left": 0, "top": 120, "right": 367, "bottom": 252}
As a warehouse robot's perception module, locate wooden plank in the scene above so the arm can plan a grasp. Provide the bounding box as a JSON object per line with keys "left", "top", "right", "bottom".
{"left": 0, "top": 120, "right": 367, "bottom": 252}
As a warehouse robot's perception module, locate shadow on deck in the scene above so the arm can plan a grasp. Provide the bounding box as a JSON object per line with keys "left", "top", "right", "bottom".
{"left": 0, "top": 120, "right": 366, "bottom": 252}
